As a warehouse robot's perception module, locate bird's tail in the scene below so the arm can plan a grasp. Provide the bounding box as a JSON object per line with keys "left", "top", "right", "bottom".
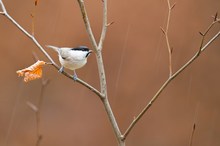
{"left": 46, "top": 45, "right": 60, "bottom": 52}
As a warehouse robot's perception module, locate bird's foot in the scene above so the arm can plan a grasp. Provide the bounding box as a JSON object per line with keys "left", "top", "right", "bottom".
{"left": 73, "top": 74, "right": 78, "bottom": 81}
{"left": 73, "top": 70, "right": 78, "bottom": 81}
{"left": 58, "top": 66, "right": 64, "bottom": 73}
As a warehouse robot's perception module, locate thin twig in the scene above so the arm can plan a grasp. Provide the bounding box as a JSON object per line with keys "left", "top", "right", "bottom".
{"left": 0, "top": 0, "right": 103, "bottom": 98}
{"left": 98, "top": 0, "right": 108, "bottom": 50}
{"left": 122, "top": 28, "right": 220, "bottom": 140}
{"left": 51, "top": 63, "right": 104, "bottom": 98}
{"left": 77, "top": 0, "right": 98, "bottom": 51}
{"left": 189, "top": 123, "right": 196, "bottom": 146}
{"left": 164, "top": 0, "right": 174, "bottom": 77}
{"left": 0, "top": 0, "right": 6, "bottom": 13}
{"left": 198, "top": 14, "right": 220, "bottom": 55}
{"left": 5, "top": 81, "right": 24, "bottom": 146}
{"left": 189, "top": 103, "right": 199, "bottom": 146}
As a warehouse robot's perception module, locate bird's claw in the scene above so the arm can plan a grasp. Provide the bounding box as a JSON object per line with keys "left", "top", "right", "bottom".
{"left": 73, "top": 70, "right": 78, "bottom": 81}
{"left": 73, "top": 74, "right": 78, "bottom": 81}
{"left": 58, "top": 66, "right": 64, "bottom": 73}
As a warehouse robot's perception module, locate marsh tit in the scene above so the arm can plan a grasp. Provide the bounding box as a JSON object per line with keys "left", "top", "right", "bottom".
{"left": 46, "top": 45, "right": 92, "bottom": 80}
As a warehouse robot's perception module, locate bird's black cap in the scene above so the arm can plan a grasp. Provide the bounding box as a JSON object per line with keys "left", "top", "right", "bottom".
{"left": 71, "top": 46, "right": 90, "bottom": 52}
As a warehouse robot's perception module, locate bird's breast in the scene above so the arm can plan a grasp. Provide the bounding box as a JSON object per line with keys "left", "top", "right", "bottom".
{"left": 59, "top": 56, "right": 87, "bottom": 70}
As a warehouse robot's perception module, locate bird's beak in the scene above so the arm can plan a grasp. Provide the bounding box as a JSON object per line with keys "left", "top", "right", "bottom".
{"left": 89, "top": 50, "right": 93, "bottom": 53}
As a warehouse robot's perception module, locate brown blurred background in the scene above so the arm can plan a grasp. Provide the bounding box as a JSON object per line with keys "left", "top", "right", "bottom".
{"left": 0, "top": 0, "right": 220, "bottom": 146}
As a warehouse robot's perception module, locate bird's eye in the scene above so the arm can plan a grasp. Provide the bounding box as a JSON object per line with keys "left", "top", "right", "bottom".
{"left": 62, "top": 56, "right": 66, "bottom": 60}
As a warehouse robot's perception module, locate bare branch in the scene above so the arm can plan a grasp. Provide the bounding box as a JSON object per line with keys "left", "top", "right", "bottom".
{"left": 50, "top": 63, "right": 104, "bottom": 98}
{"left": 0, "top": 0, "right": 6, "bottom": 13}
{"left": 197, "top": 14, "right": 220, "bottom": 55}
{"left": 164, "top": 0, "right": 174, "bottom": 77}
{"left": 212, "top": 12, "right": 218, "bottom": 21}
{"left": 122, "top": 29, "right": 220, "bottom": 140}
{"left": 77, "top": 0, "right": 98, "bottom": 51}
{"left": 98, "top": 0, "right": 108, "bottom": 50}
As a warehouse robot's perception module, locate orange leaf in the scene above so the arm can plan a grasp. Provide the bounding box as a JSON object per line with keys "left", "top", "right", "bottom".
{"left": 16, "top": 60, "right": 46, "bottom": 82}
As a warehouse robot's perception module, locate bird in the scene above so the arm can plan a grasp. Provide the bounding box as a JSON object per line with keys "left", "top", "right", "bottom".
{"left": 46, "top": 45, "right": 92, "bottom": 80}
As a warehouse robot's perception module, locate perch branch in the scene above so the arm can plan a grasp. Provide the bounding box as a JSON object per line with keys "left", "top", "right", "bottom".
{"left": 0, "top": 0, "right": 103, "bottom": 99}
{"left": 122, "top": 17, "right": 220, "bottom": 140}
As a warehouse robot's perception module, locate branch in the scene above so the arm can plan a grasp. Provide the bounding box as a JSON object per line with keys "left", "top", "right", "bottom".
{"left": 51, "top": 64, "right": 104, "bottom": 98}
{"left": 189, "top": 123, "right": 196, "bottom": 146}
{"left": 0, "top": 0, "right": 6, "bottom": 13}
{"left": 98, "top": 0, "right": 108, "bottom": 50}
{"left": 198, "top": 13, "right": 220, "bottom": 55}
{"left": 0, "top": 0, "right": 103, "bottom": 99}
{"left": 122, "top": 23, "right": 220, "bottom": 140}
{"left": 77, "top": 0, "right": 98, "bottom": 51}
{"left": 161, "top": 0, "right": 176, "bottom": 77}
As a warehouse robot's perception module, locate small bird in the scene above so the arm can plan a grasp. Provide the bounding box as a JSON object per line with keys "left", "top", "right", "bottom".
{"left": 46, "top": 45, "right": 92, "bottom": 80}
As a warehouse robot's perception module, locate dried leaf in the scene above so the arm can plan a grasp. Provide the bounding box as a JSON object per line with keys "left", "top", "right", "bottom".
{"left": 16, "top": 60, "right": 46, "bottom": 82}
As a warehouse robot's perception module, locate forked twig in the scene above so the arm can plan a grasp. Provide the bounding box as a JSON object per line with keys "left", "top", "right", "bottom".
{"left": 122, "top": 17, "right": 220, "bottom": 140}
{"left": 161, "top": 0, "right": 176, "bottom": 77}
{"left": 198, "top": 12, "right": 220, "bottom": 55}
